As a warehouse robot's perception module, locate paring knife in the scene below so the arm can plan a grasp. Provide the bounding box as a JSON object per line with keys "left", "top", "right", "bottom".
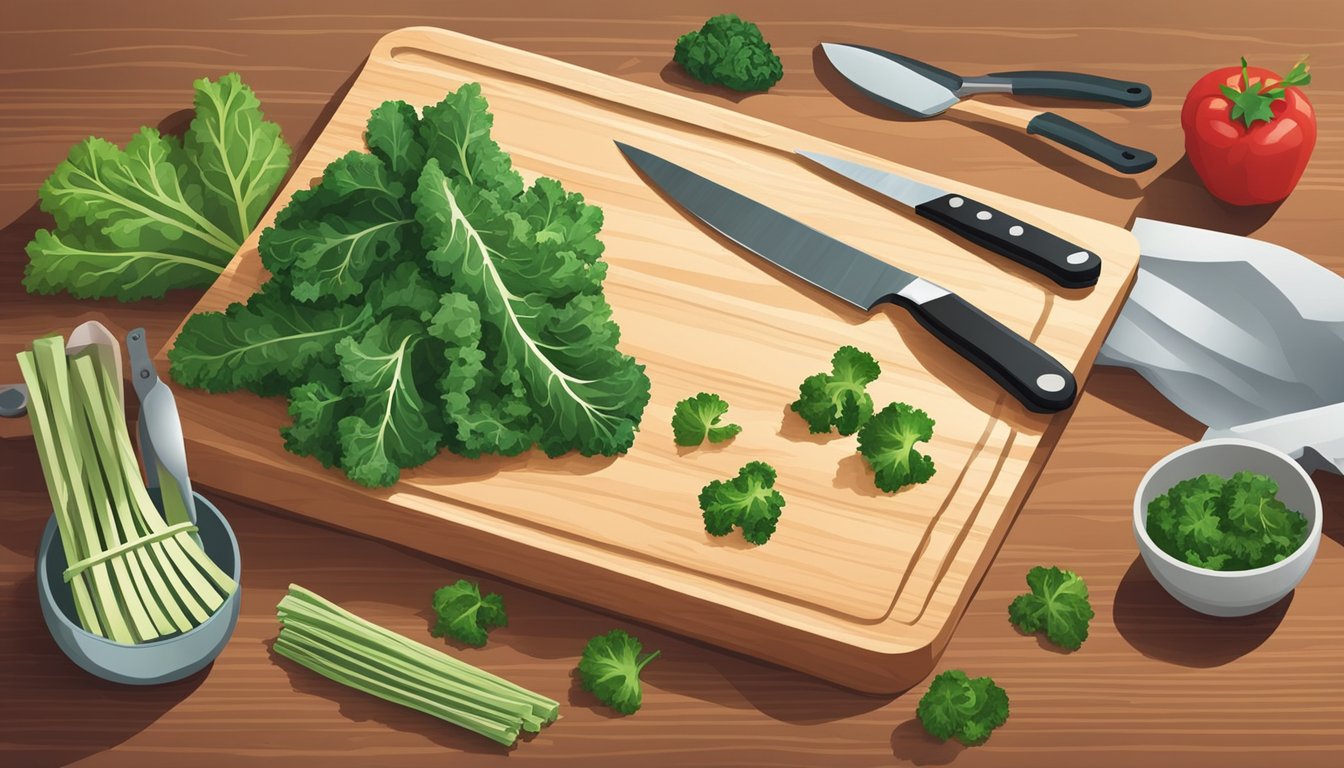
{"left": 860, "top": 47, "right": 1152, "bottom": 108}
{"left": 821, "top": 43, "right": 1157, "bottom": 174}
{"left": 615, "top": 142, "right": 1077, "bottom": 412}
{"left": 126, "top": 328, "right": 197, "bottom": 526}
{"left": 797, "top": 150, "right": 1100, "bottom": 288}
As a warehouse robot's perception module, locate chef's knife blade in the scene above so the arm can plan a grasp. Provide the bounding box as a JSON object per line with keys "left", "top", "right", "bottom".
{"left": 615, "top": 141, "right": 1076, "bottom": 412}
{"left": 819, "top": 43, "right": 1157, "bottom": 174}
{"left": 796, "top": 150, "right": 1100, "bottom": 288}
{"left": 834, "top": 44, "right": 1151, "bottom": 107}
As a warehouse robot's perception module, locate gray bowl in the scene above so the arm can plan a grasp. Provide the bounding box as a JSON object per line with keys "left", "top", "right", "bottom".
{"left": 1133, "top": 438, "right": 1322, "bottom": 617}
{"left": 36, "top": 492, "right": 241, "bottom": 684}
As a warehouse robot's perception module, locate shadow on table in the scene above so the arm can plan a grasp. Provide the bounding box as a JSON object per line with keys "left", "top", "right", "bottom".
{"left": 890, "top": 717, "right": 965, "bottom": 766}
{"left": 1085, "top": 369, "right": 1206, "bottom": 440}
{"left": 0, "top": 573, "right": 206, "bottom": 768}
{"left": 1112, "top": 557, "right": 1291, "bottom": 666}
{"left": 1129, "top": 156, "right": 1283, "bottom": 234}
{"left": 658, "top": 60, "right": 765, "bottom": 104}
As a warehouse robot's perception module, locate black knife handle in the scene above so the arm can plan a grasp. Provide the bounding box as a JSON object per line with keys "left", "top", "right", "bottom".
{"left": 894, "top": 285, "right": 1076, "bottom": 412}
{"left": 988, "top": 71, "right": 1152, "bottom": 107}
{"left": 914, "top": 193, "right": 1100, "bottom": 288}
{"left": 1025, "top": 112, "right": 1157, "bottom": 174}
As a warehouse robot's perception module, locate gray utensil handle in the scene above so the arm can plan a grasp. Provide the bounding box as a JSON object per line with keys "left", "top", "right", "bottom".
{"left": 991, "top": 71, "right": 1152, "bottom": 107}
{"left": 1026, "top": 112, "right": 1157, "bottom": 174}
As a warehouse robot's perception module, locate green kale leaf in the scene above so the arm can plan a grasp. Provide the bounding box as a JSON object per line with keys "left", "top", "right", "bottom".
{"left": 430, "top": 579, "right": 507, "bottom": 647}
{"left": 672, "top": 392, "right": 741, "bottom": 447}
{"left": 699, "top": 461, "right": 786, "bottom": 545}
{"left": 1007, "top": 566, "right": 1094, "bottom": 651}
{"left": 25, "top": 74, "right": 289, "bottom": 300}
{"left": 577, "top": 629, "right": 660, "bottom": 715}
{"left": 856, "top": 402, "right": 936, "bottom": 492}
{"left": 169, "top": 83, "right": 651, "bottom": 487}
{"left": 673, "top": 14, "right": 784, "bottom": 92}
{"left": 1145, "top": 471, "right": 1308, "bottom": 570}
{"left": 790, "top": 345, "right": 881, "bottom": 435}
{"left": 917, "top": 670, "right": 1009, "bottom": 746}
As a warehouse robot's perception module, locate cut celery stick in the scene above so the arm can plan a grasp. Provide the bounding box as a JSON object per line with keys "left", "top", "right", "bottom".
{"left": 30, "top": 337, "right": 132, "bottom": 643}
{"left": 68, "top": 354, "right": 161, "bottom": 641}
{"left": 275, "top": 585, "right": 559, "bottom": 746}
{"left": 18, "top": 351, "right": 101, "bottom": 637}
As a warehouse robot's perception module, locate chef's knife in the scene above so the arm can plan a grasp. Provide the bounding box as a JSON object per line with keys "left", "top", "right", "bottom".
{"left": 854, "top": 46, "right": 1151, "bottom": 107}
{"left": 616, "top": 142, "right": 1076, "bottom": 412}
{"left": 821, "top": 43, "right": 1157, "bottom": 174}
{"left": 797, "top": 150, "right": 1100, "bottom": 288}
{"left": 126, "top": 328, "right": 197, "bottom": 526}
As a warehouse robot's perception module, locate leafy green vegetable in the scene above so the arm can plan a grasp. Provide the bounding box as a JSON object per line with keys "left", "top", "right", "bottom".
{"left": 917, "top": 670, "right": 1009, "bottom": 746}
{"left": 672, "top": 392, "right": 742, "bottom": 446}
{"left": 856, "top": 402, "right": 936, "bottom": 492}
{"left": 276, "top": 584, "right": 557, "bottom": 746}
{"left": 673, "top": 14, "right": 784, "bottom": 92}
{"left": 790, "top": 345, "right": 881, "bottom": 435}
{"left": 171, "top": 83, "right": 651, "bottom": 486}
{"left": 430, "top": 579, "right": 507, "bottom": 647}
{"left": 577, "top": 629, "right": 660, "bottom": 715}
{"left": 25, "top": 74, "right": 290, "bottom": 300}
{"left": 1146, "top": 471, "right": 1308, "bottom": 570}
{"left": 1007, "top": 566, "right": 1094, "bottom": 651}
{"left": 699, "top": 461, "right": 786, "bottom": 545}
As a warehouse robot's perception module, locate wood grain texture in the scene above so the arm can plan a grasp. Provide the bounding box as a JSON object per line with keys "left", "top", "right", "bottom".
{"left": 2, "top": 1, "right": 1343, "bottom": 766}
{"left": 161, "top": 26, "right": 1138, "bottom": 693}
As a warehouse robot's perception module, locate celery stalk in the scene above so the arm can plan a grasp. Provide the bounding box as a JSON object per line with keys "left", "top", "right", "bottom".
{"left": 30, "top": 337, "right": 133, "bottom": 643}
{"left": 275, "top": 585, "right": 559, "bottom": 746}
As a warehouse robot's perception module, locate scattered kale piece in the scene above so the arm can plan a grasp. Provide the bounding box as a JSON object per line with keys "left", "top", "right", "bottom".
{"left": 430, "top": 579, "right": 508, "bottom": 647}
{"left": 577, "top": 629, "right": 660, "bottom": 715}
{"left": 699, "top": 461, "right": 786, "bottom": 545}
{"left": 673, "top": 14, "right": 783, "bottom": 92}
{"left": 856, "top": 402, "right": 936, "bottom": 492}
{"left": 672, "top": 392, "right": 742, "bottom": 447}
{"left": 790, "top": 345, "right": 881, "bottom": 435}
{"left": 1008, "top": 566, "right": 1094, "bottom": 651}
{"left": 917, "top": 670, "right": 1009, "bottom": 746}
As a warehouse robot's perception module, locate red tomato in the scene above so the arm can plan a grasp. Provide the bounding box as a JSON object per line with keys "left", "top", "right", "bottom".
{"left": 1181, "top": 60, "right": 1316, "bottom": 206}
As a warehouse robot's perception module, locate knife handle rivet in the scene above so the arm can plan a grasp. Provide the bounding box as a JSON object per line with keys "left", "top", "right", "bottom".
{"left": 1036, "top": 373, "right": 1067, "bottom": 393}
{"left": 1067, "top": 251, "right": 1091, "bottom": 265}
{"left": 948, "top": 197, "right": 964, "bottom": 208}
{"left": 976, "top": 210, "right": 992, "bottom": 221}
{"left": 139, "top": 369, "right": 150, "bottom": 379}
{"left": 1009, "top": 225, "right": 1024, "bottom": 237}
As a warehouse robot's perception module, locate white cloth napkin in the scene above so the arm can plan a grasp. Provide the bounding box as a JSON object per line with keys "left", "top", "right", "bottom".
{"left": 1097, "top": 218, "right": 1344, "bottom": 474}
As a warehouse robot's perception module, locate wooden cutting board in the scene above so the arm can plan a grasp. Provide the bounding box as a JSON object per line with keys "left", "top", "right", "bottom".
{"left": 162, "top": 26, "right": 1138, "bottom": 692}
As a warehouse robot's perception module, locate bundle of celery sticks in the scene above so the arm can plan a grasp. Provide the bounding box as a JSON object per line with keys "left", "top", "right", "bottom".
{"left": 19, "top": 334, "right": 236, "bottom": 643}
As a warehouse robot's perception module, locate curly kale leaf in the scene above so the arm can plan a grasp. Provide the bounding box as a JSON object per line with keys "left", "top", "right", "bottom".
{"left": 699, "top": 461, "right": 786, "bottom": 545}
{"left": 672, "top": 392, "right": 741, "bottom": 447}
{"left": 673, "top": 14, "right": 784, "bottom": 92}
{"left": 790, "top": 345, "right": 881, "bottom": 435}
{"left": 25, "top": 74, "right": 289, "bottom": 300}
{"left": 1146, "top": 471, "right": 1308, "bottom": 570}
{"left": 1007, "top": 566, "right": 1094, "bottom": 651}
{"left": 169, "top": 290, "right": 373, "bottom": 394}
{"left": 856, "top": 401, "right": 936, "bottom": 492}
{"left": 577, "top": 629, "right": 660, "bottom": 715}
{"left": 430, "top": 579, "right": 507, "bottom": 647}
{"left": 415, "top": 157, "right": 649, "bottom": 458}
{"left": 917, "top": 670, "right": 1009, "bottom": 746}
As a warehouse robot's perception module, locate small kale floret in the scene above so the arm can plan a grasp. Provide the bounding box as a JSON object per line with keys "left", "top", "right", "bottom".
{"left": 917, "top": 670, "right": 1010, "bottom": 746}
{"left": 672, "top": 392, "right": 742, "bottom": 447}
{"left": 430, "top": 579, "right": 507, "bottom": 647}
{"left": 699, "top": 461, "right": 786, "bottom": 545}
{"left": 577, "top": 629, "right": 660, "bottom": 715}
{"left": 1007, "top": 566, "right": 1094, "bottom": 651}
{"left": 673, "top": 14, "right": 784, "bottom": 92}
{"left": 790, "top": 345, "right": 881, "bottom": 436}
{"left": 856, "top": 402, "right": 936, "bottom": 492}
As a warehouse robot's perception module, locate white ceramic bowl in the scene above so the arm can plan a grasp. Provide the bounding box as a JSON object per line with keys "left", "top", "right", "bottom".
{"left": 1133, "top": 438, "right": 1322, "bottom": 617}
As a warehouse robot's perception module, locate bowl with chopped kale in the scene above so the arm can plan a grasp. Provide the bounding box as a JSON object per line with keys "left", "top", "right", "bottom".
{"left": 1133, "top": 438, "right": 1321, "bottom": 617}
